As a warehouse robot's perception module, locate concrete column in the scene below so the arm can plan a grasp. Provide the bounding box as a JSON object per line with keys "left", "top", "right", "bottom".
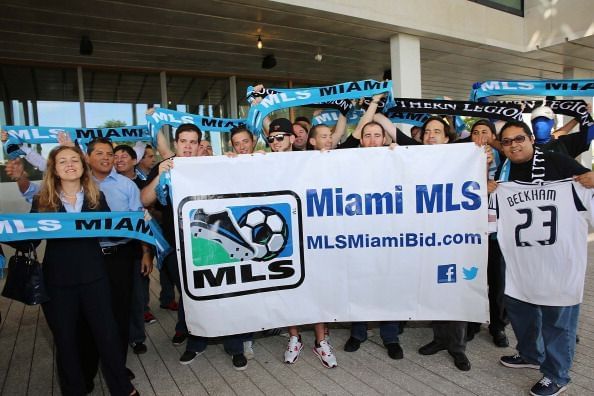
{"left": 390, "top": 34, "right": 421, "bottom": 135}
{"left": 562, "top": 67, "right": 593, "bottom": 168}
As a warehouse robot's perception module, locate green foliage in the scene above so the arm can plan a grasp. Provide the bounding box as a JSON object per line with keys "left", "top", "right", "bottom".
{"left": 462, "top": 117, "right": 483, "bottom": 131}
{"left": 97, "top": 119, "right": 127, "bottom": 128}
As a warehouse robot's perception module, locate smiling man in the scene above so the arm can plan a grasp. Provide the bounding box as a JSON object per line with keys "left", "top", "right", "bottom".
{"left": 492, "top": 120, "right": 594, "bottom": 396}
{"left": 267, "top": 118, "right": 295, "bottom": 152}
{"left": 230, "top": 126, "right": 256, "bottom": 154}
{"left": 142, "top": 123, "right": 250, "bottom": 371}
{"left": 308, "top": 124, "right": 334, "bottom": 151}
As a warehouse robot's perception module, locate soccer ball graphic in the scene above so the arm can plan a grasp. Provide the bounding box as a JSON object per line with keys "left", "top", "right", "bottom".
{"left": 238, "top": 207, "right": 289, "bottom": 261}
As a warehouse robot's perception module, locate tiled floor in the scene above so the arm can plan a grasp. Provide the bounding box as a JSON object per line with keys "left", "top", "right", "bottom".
{"left": 1, "top": 245, "right": 594, "bottom": 395}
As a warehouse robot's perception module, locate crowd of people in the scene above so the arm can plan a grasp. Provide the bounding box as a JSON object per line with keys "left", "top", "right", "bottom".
{"left": 1, "top": 83, "right": 593, "bottom": 396}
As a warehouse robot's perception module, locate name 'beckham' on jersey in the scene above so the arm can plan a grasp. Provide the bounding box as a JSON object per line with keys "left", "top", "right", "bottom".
{"left": 489, "top": 179, "right": 593, "bottom": 306}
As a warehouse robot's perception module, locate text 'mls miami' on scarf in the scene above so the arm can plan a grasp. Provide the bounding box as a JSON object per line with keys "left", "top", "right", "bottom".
{"left": 2, "top": 125, "right": 150, "bottom": 160}
{"left": 312, "top": 109, "right": 430, "bottom": 127}
{"left": 247, "top": 86, "right": 354, "bottom": 117}
{"left": 246, "top": 80, "right": 393, "bottom": 135}
{"left": 146, "top": 108, "right": 247, "bottom": 147}
{"left": 0, "top": 211, "right": 172, "bottom": 267}
{"left": 470, "top": 79, "right": 594, "bottom": 101}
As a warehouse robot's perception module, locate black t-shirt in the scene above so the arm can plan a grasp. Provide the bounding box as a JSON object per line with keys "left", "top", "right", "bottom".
{"left": 495, "top": 150, "right": 589, "bottom": 182}
{"left": 146, "top": 158, "right": 176, "bottom": 246}
{"left": 132, "top": 176, "right": 147, "bottom": 190}
{"left": 396, "top": 129, "right": 421, "bottom": 146}
{"left": 338, "top": 128, "right": 421, "bottom": 148}
{"left": 541, "top": 131, "right": 589, "bottom": 159}
{"left": 337, "top": 134, "right": 360, "bottom": 149}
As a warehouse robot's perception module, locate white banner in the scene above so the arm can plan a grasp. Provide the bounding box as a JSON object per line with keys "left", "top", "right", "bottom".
{"left": 171, "top": 144, "right": 489, "bottom": 337}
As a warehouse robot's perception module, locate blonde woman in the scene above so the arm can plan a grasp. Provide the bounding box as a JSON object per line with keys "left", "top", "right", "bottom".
{"left": 30, "top": 145, "right": 137, "bottom": 396}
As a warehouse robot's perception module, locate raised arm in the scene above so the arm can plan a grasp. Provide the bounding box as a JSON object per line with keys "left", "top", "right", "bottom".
{"left": 352, "top": 93, "right": 384, "bottom": 140}
{"left": 331, "top": 113, "right": 348, "bottom": 148}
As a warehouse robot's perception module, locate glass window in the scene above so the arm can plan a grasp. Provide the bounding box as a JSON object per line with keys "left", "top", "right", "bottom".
{"left": 166, "top": 74, "right": 231, "bottom": 155}
{"left": 83, "top": 70, "right": 160, "bottom": 128}
{"left": 469, "top": 0, "right": 523, "bottom": 16}
{"left": 0, "top": 64, "right": 80, "bottom": 178}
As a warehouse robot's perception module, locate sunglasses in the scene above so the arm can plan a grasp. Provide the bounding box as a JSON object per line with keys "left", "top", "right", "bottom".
{"left": 266, "top": 134, "right": 290, "bottom": 143}
{"left": 501, "top": 135, "right": 528, "bottom": 146}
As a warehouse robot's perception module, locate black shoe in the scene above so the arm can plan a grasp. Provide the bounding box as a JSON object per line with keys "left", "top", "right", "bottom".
{"left": 131, "top": 342, "right": 147, "bottom": 354}
{"left": 386, "top": 343, "right": 403, "bottom": 360}
{"left": 179, "top": 350, "right": 204, "bottom": 365}
{"left": 500, "top": 354, "right": 540, "bottom": 369}
{"left": 126, "top": 367, "right": 135, "bottom": 380}
{"left": 343, "top": 337, "right": 362, "bottom": 352}
{"left": 418, "top": 341, "right": 446, "bottom": 355}
{"left": 172, "top": 332, "right": 187, "bottom": 346}
{"left": 530, "top": 376, "right": 567, "bottom": 396}
{"left": 449, "top": 351, "right": 471, "bottom": 371}
{"left": 232, "top": 353, "right": 248, "bottom": 371}
{"left": 491, "top": 330, "right": 509, "bottom": 348}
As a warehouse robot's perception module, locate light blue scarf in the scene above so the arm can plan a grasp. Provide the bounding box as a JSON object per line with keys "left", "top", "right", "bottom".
{"left": 312, "top": 109, "right": 430, "bottom": 127}
{"left": 0, "top": 211, "right": 172, "bottom": 268}
{"left": 471, "top": 79, "right": 594, "bottom": 101}
{"left": 246, "top": 80, "right": 393, "bottom": 134}
{"left": 146, "top": 108, "right": 246, "bottom": 147}
{"left": 2, "top": 125, "right": 150, "bottom": 160}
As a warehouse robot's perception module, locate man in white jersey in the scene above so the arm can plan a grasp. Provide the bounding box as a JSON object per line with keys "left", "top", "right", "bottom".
{"left": 490, "top": 120, "right": 594, "bottom": 396}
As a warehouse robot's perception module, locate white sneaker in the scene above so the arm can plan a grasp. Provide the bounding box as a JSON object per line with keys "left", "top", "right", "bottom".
{"left": 243, "top": 340, "right": 255, "bottom": 360}
{"left": 313, "top": 340, "right": 337, "bottom": 368}
{"left": 284, "top": 336, "right": 303, "bottom": 364}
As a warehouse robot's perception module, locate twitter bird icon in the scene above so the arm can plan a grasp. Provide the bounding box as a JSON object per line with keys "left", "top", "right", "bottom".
{"left": 462, "top": 267, "right": 478, "bottom": 280}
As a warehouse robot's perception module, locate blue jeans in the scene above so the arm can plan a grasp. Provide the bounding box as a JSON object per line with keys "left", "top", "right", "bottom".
{"left": 159, "top": 261, "right": 176, "bottom": 306}
{"left": 505, "top": 295, "right": 579, "bottom": 386}
{"left": 351, "top": 321, "right": 400, "bottom": 345}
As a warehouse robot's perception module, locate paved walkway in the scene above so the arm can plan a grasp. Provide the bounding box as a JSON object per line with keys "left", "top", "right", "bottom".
{"left": 1, "top": 243, "right": 594, "bottom": 395}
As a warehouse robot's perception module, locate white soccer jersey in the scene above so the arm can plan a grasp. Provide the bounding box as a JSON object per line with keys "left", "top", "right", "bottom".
{"left": 489, "top": 179, "right": 593, "bottom": 306}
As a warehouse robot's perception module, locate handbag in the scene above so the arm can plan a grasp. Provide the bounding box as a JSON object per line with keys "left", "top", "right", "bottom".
{"left": 1, "top": 244, "right": 50, "bottom": 305}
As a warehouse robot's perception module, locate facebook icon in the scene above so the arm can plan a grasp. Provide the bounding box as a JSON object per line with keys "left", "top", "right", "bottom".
{"left": 437, "top": 264, "right": 457, "bottom": 283}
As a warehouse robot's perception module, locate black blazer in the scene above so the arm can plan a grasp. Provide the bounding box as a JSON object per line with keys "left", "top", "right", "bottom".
{"left": 31, "top": 193, "right": 111, "bottom": 287}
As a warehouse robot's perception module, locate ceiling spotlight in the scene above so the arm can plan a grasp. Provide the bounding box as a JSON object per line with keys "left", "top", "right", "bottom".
{"left": 80, "top": 35, "right": 93, "bottom": 56}
{"left": 257, "top": 35, "right": 263, "bottom": 49}
{"left": 314, "top": 50, "right": 323, "bottom": 62}
{"left": 262, "top": 54, "right": 277, "bottom": 69}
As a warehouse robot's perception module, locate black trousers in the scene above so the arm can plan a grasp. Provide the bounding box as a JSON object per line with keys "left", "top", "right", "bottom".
{"left": 80, "top": 242, "right": 137, "bottom": 386}
{"left": 43, "top": 277, "right": 132, "bottom": 396}
{"left": 432, "top": 321, "right": 467, "bottom": 354}
{"left": 487, "top": 238, "right": 508, "bottom": 333}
